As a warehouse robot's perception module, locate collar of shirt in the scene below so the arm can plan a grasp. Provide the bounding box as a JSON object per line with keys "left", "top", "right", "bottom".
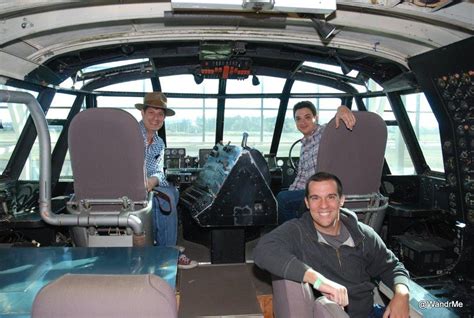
{"left": 301, "top": 124, "right": 322, "bottom": 145}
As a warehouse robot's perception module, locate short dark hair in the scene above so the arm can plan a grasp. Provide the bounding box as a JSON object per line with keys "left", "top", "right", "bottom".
{"left": 305, "top": 172, "right": 343, "bottom": 198}
{"left": 293, "top": 101, "right": 317, "bottom": 118}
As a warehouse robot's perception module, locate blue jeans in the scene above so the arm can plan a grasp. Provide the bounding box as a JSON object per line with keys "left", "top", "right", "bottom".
{"left": 368, "top": 304, "right": 385, "bottom": 318}
{"left": 276, "top": 189, "right": 305, "bottom": 224}
{"left": 152, "top": 186, "right": 178, "bottom": 247}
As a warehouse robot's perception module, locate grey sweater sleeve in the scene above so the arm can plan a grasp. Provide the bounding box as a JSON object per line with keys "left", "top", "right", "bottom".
{"left": 362, "top": 224, "right": 410, "bottom": 289}
{"left": 253, "top": 221, "right": 311, "bottom": 282}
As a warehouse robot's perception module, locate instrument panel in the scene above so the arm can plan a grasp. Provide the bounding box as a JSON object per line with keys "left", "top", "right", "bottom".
{"left": 409, "top": 37, "right": 474, "bottom": 227}
{"left": 164, "top": 148, "right": 212, "bottom": 186}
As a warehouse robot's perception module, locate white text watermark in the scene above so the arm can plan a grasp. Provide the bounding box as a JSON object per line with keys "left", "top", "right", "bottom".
{"left": 418, "top": 300, "right": 463, "bottom": 310}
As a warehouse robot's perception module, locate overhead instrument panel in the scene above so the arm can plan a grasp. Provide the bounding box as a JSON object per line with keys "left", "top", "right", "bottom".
{"left": 195, "top": 42, "right": 252, "bottom": 80}
{"left": 409, "top": 37, "right": 474, "bottom": 226}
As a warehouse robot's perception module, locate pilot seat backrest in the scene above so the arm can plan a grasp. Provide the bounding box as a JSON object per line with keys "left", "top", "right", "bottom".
{"left": 317, "top": 111, "right": 387, "bottom": 230}
{"left": 318, "top": 111, "right": 387, "bottom": 196}
{"left": 67, "top": 108, "right": 153, "bottom": 247}
{"left": 69, "top": 108, "right": 147, "bottom": 206}
{"left": 31, "top": 274, "right": 177, "bottom": 318}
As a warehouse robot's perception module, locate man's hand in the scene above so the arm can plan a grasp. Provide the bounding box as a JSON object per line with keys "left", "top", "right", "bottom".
{"left": 147, "top": 177, "right": 159, "bottom": 192}
{"left": 335, "top": 105, "right": 356, "bottom": 130}
{"left": 318, "top": 277, "right": 349, "bottom": 307}
{"left": 383, "top": 284, "right": 409, "bottom": 318}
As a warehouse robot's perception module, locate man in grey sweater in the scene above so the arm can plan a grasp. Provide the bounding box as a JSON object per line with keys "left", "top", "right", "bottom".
{"left": 254, "top": 172, "right": 410, "bottom": 318}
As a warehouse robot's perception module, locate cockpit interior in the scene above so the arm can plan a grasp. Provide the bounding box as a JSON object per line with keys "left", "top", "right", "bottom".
{"left": 0, "top": 1, "right": 473, "bottom": 317}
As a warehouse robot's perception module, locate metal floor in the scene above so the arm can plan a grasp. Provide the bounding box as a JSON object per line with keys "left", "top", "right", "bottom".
{"left": 176, "top": 234, "right": 273, "bottom": 297}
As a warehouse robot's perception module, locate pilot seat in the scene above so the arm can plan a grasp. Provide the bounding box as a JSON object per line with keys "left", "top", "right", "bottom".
{"left": 67, "top": 108, "right": 154, "bottom": 247}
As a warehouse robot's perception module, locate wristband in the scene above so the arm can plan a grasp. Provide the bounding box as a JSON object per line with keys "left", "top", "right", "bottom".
{"left": 313, "top": 275, "right": 325, "bottom": 290}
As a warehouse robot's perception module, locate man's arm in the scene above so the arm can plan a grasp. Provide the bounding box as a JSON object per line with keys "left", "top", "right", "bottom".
{"left": 383, "top": 283, "right": 409, "bottom": 318}
{"left": 335, "top": 105, "right": 356, "bottom": 130}
{"left": 254, "top": 222, "right": 310, "bottom": 282}
{"left": 363, "top": 225, "right": 410, "bottom": 317}
{"left": 303, "top": 269, "right": 349, "bottom": 307}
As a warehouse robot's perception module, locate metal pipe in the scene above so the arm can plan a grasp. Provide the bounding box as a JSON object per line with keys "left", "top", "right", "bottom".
{"left": 0, "top": 89, "right": 144, "bottom": 235}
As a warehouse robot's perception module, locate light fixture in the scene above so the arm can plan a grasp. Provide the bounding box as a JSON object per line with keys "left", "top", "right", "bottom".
{"left": 310, "top": 17, "right": 336, "bottom": 40}
{"left": 242, "top": 0, "right": 274, "bottom": 11}
{"left": 252, "top": 74, "right": 260, "bottom": 86}
{"left": 193, "top": 72, "right": 204, "bottom": 84}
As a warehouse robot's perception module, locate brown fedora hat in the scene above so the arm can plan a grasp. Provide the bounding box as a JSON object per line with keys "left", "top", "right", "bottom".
{"left": 135, "top": 92, "right": 175, "bottom": 116}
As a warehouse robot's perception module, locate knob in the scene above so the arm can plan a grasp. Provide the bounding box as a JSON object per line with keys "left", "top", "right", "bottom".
{"left": 443, "top": 141, "right": 453, "bottom": 154}
{"left": 448, "top": 174, "right": 457, "bottom": 186}
{"left": 437, "top": 77, "right": 447, "bottom": 88}
{"left": 467, "top": 210, "right": 474, "bottom": 224}
{"left": 449, "top": 192, "right": 457, "bottom": 201}
{"left": 448, "top": 74, "right": 459, "bottom": 86}
{"left": 461, "top": 72, "right": 470, "bottom": 85}
{"left": 443, "top": 90, "right": 451, "bottom": 100}
{"left": 446, "top": 157, "right": 456, "bottom": 170}
{"left": 447, "top": 101, "right": 457, "bottom": 112}
{"left": 453, "top": 112, "right": 463, "bottom": 123}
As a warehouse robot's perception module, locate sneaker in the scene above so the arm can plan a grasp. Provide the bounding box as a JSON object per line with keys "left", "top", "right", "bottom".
{"left": 178, "top": 253, "right": 198, "bottom": 269}
{"left": 175, "top": 245, "right": 185, "bottom": 253}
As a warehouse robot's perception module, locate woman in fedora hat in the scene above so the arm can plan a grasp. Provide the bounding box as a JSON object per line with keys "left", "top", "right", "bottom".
{"left": 137, "top": 92, "right": 197, "bottom": 269}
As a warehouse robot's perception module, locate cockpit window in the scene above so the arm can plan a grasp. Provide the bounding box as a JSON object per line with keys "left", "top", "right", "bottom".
{"left": 303, "top": 62, "right": 359, "bottom": 79}
{"left": 60, "top": 59, "right": 150, "bottom": 90}
{"left": 226, "top": 75, "right": 285, "bottom": 94}
{"left": 165, "top": 97, "right": 218, "bottom": 155}
{"left": 291, "top": 80, "right": 343, "bottom": 94}
{"left": 222, "top": 76, "right": 285, "bottom": 153}
{"left": 223, "top": 98, "right": 279, "bottom": 154}
{"left": 365, "top": 96, "right": 415, "bottom": 175}
{"left": 0, "top": 85, "right": 38, "bottom": 176}
{"left": 96, "top": 80, "right": 153, "bottom": 93}
{"left": 402, "top": 92, "right": 444, "bottom": 173}
{"left": 161, "top": 75, "right": 219, "bottom": 94}
{"left": 19, "top": 93, "right": 79, "bottom": 181}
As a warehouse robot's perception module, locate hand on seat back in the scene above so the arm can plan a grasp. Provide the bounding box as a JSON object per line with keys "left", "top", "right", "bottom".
{"left": 335, "top": 105, "right": 356, "bottom": 130}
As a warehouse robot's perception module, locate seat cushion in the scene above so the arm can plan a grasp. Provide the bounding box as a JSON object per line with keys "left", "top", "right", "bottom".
{"left": 31, "top": 274, "right": 177, "bottom": 318}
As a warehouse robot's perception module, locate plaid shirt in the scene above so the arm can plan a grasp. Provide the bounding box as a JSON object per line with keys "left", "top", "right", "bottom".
{"left": 289, "top": 124, "right": 326, "bottom": 191}
{"left": 139, "top": 121, "right": 169, "bottom": 187}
